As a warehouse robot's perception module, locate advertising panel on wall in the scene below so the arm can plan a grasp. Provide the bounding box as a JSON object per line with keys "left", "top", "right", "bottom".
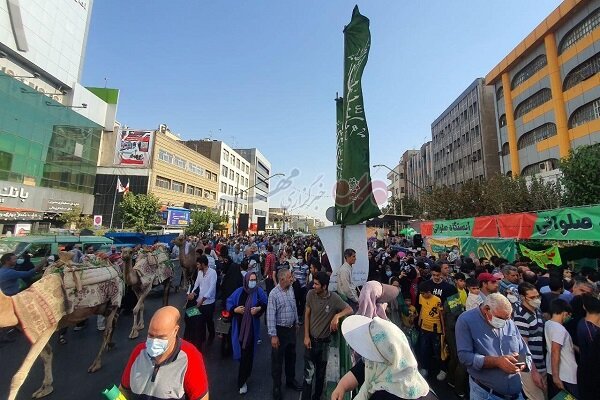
{"left": 0, "top": 0, "right": 92, "bottom": 86}
{"left": 114, "top": 129, "right": 154, "bottom": 167}
{"left": 167, "top": 209, "right": 190, "bottom": 226}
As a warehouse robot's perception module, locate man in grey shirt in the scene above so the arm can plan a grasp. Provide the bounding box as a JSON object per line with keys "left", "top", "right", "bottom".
{"left": 456, "top": 293, "right": 531, "bottom": 400}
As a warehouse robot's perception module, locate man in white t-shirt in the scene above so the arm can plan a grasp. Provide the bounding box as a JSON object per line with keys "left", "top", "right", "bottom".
{"left": 544, "top": 298, "right": 578, "bottom": 398}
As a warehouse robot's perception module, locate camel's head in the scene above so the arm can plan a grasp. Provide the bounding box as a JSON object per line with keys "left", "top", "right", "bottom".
{"left": 0, "top": 290, "right": 18, "bottom": 328}
{"left": 121, "top": 247, "right": 133, "bottom": 261}
{"left": 173, "top": 235, "right": 185, "bottom": 246}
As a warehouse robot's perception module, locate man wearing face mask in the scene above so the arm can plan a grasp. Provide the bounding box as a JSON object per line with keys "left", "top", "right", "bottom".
{"left": 513, "top": 282, "right": 547, "bottom": 400}
{"left": 120, "top": 306, "right": 209, "bottom": 400}
{"left": 456, "top": 293, "right": 531, "bottom": 400}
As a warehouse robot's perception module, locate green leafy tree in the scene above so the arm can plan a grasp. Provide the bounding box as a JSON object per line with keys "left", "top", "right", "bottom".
{"left": 560, "top": 143, "right": 600, "bottom": 206}
{"left": 57, "top": 206, "right": 93, "bottom": 230}
{"left": 384, "top": 196, "right": 422, "bottom": 218}
{"left": 186, "top": 209, "right": 226, "bottom": 235}
{"left": 119, "top": 192, "right": 161, "bottom": 232}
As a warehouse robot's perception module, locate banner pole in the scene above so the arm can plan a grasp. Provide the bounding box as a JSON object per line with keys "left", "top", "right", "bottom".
{"left": 109, "top": 177, "right": 118, "bottom": 229}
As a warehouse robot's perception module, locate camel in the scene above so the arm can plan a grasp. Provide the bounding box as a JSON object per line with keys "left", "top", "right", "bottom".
{"left": 120, "top": 246, "right": 173, "bottom": 339}
{"left": 172, "top": 235, "right": 204, "bottom": 291}
{"left": 1, "top": 253, "right": 122, "bottom": 400}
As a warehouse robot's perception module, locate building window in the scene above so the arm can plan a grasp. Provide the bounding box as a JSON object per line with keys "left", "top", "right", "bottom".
{"left": 496, "top": 86, "right": 504, "bottom": 100}
{"left": 563, "top": 52, "right": 600, "bottom": 90}
{"left": 188, "top": 163, "right": 205, "bottom": 176}
{"left": 517, "top": 123, "right": 558, "bottom": 149}
{"left": 158, "top": 149, "right": 173, "bottom": 163}
{"left": 255, "top": 193, "right": 267, "bottom": 202}
{"left": 245, "top": 177, "right": 249, "bottom": 186}
{"left": 223, "top": 150, "right": 229, "bottom": 162}
{"left": 236, "top": 159, "right": 240, "bottom": 169}
{"left": 204, "top": 191, "right": 216, "bottom": 200}
{"left": 511, "top": 55, "right": 547, "bottom": 89}
{"left": 569, "top": 97, "right": 600, "bottom": 128}
{"left": 187, "top": 185, "right": 195, "bottom": 195}
{"left": 228, "top": 185, "right": 234, "bottom": 195}
{"left": 514, "top": 89, "right": 552, "bottom": 119}
{"left": 222, "top": 165, "right": 228, "bottom": 176}
{"left": 231, "top": 156, "right": 236, "bottom": 165}
{"left": 172, "top": 180, "right": 185, "bottom": 192}
{"left": 229, "top": 170, "right": 234, "bottom": 180}
{"left": 235, "top": 172, "right": 239, "bottom": 183}
{"left": 227, "top": 200, "right": 233, "bottom": 211}
{"left": 521, "top": 158, "right": 559, "bottom": 176}
{"left": 221, "top": 182, "right": 227, "bottom": 193}
{"left": 558, "top": 8, "right": 600, "bottom": 55}
{"left": 155, "top": 176, "right": 171, "bottom": 189}
{"left": 194, "top": 187, "right": 202, "bottom": 197}
{"left": 499, "top": 114, "right": 507, "bottom": 128}
{"left": 501, "top": 142, "right": 510, "bottom": 156}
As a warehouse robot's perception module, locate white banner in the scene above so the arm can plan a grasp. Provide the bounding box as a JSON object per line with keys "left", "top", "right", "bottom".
{"left": 114, "top": 129, "right": 154, "bottom": 167}
{"left": 317, "top": 223, "right": 368, "bottom": 291}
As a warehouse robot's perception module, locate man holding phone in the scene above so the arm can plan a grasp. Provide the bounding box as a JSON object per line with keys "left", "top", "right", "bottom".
{"left": 456, "top": 293, "right": 531, "bottom": 400}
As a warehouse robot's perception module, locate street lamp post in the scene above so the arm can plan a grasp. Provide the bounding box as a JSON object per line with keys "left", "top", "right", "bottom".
{"left": 232, "top": 173, "right": 284, "bottom": 233}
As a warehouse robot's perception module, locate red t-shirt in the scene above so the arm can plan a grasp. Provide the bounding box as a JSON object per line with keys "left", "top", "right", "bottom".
{"left": 121, "top": 339, "right": 208, "bottom": 399}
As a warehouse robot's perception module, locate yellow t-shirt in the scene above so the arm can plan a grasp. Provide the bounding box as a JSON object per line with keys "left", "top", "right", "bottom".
{"left": 458, "top": 289, "right": 467, "bottom": 307}
{"left": 419, "top": 294, "right": 442, "bottom": 333}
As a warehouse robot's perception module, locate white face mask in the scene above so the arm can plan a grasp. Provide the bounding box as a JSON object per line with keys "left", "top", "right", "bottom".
{"left": 528, "top": 298, "right": 542, "bottom": 309}
{"left": 248, "top": 281, "right": 257, "bottom": 289}
{"left": 146, "top": 337, "right": 169, "bottom": 358}
{"left": 16, "top": 258, "right": 24, "bottom": 265}
{"left": 490, "top": 315, "right": 507, "bottom": 329}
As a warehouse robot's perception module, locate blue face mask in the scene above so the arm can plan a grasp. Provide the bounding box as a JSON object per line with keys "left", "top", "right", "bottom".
{"left": 386, "top": 271, "right": 392, "bottom": 277}
{"left": 146, "top": 337, "right": 169, "bottom": 358}
{"left": 248, "top": 281, "right": 257, "bottom": 289}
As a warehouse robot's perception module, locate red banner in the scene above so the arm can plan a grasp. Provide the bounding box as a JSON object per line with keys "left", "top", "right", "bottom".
{"left": 420, "top": 221, "right": 433, "bottom": 237}
{"left": 472, "top": 216, "right": 498, "bottom": 238}
{"left": 497, "top": 213, "right": 537, "bottom": 239}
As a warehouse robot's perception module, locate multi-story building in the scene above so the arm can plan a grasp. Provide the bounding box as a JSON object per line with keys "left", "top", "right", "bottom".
{"left": 431, "top": 78, "right": 500, "bottom": 188}
{"left": 94, "top": 125, "right": 219, "bottom": 228}
{"left": 486, "top": 0, "right": 600, "bottom": 178}
{"left": 386, "top": 150, "right": 419, "bottom": 202}
{"left": 236, "top": 148, "right": 272, "bottom": 225}
{"left": 184, "top": 140, "right": 250, "bottom": 232}
{"left": 406, "top": 141, "right": 433, "bottom": 199}
{"left": 266, "top": 208, "right": 325, "bottom": 233}
{"left": 0, "top": 0, "right": 118, "bottom": 234}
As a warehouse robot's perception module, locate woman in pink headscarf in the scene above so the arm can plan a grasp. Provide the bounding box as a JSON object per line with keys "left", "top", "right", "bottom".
{"left": 357, "top": 280, "right": 400, "bottom": 319}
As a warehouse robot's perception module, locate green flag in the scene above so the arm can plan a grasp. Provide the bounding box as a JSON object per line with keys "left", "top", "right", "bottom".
{"left": 335, "top": 96, "right": 344, "bottom": 183}
{"left": 519, "top": 244, "right": 562, "bottom": 269}
{"left": 335, "top": 6, "right": 381, "bottom": 225}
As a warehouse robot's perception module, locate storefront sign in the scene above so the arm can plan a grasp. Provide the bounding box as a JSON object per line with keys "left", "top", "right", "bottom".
{"left": 44, "top": 199, "right": 81, "bottom": 212}
{"left": 0, "top": 210, "right": 43, "bottom": 221}
{"left": 14, "top": 223, "right": 31, "bottom": 236}
{"left": 0, "top": 186, "right": 29, "bottom": 203}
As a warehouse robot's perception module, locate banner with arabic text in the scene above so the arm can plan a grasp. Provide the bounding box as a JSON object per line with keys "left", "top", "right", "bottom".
{"left": 519, "top": 244, "right": 562, "bottom": 269}
{"left": 425, "top": 237, "right": 460, "bottom": 256}
{"left": 432, "top": 218, "right": 474, "bottom": 237}
{"left": 460, "top": 238, "right": 517, "bottom": 262}
{"left": 531, "top": 206, "right": 600, "bottom": 241}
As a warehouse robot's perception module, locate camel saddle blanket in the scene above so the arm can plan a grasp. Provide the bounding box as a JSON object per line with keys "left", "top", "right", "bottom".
{"left": 134, "top": 249, "right": 174, "bottom": 287}
{"left": 11, "top": 274, "right": 66, "bottom": 343}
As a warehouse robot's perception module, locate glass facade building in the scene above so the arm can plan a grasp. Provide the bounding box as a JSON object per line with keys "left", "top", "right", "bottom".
{"left": 0, "top": 71, "right": 102, "bottom": 194}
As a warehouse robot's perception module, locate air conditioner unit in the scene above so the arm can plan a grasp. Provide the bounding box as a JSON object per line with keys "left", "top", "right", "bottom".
{"left": 538, "top": 161, "right": 553, "bottom": 171}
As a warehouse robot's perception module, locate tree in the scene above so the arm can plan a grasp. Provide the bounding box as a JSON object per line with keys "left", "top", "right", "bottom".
{"left": 118, "top": 192, "right": 161, "bottom": 232}
{"left": 57, "top": 207, "right": 93, "bottom": 230}
{"left": 186, "top": 209, "right": 226, "bottom": 235}
{"left": 560, "top": 143, "right": 600, "bottom": 206}
{"left": 384, "top": 196, "right": 422, "bottom": 218}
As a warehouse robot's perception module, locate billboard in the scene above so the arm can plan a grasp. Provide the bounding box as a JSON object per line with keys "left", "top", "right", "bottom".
{"left": 114, "top": 129, "right": 154, "bottom": 167}
{"left": 0, "top": 0, "right": 92, "bottom": 86}
{"left": 167, "top": 209, "right": 190, "bottom": 226}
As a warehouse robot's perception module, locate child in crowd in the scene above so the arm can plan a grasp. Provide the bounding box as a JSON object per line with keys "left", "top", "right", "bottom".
{"left": 417, "top": 283, "right": 444, "bottom": 379}
{"left": 465, "top": 277, "right": 483, "bottom": 310}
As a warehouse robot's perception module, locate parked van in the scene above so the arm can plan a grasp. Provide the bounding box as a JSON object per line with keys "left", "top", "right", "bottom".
{"left": 0, "top": 235, "right": 114, "bottom": 264}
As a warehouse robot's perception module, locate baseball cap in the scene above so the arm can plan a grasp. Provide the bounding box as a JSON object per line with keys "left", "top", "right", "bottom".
{"left": 477, "top": 272, "right": 498, "bottom": 283}
{"left": 341, "top": 315, "right": 385, "bottom": 362}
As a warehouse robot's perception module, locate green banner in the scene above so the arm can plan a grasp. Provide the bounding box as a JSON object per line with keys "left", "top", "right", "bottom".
{"left": 460, "top": 238, "right": 517, "bottom": 262}
{"left": 432, "top": 218, "right": 474, "bottom": 237}
{"left": 335, "top": 96, "right": 343, "bottom": 184}
{"left": 532, "top": 206, "right": 600, "bottom": 241}
{"left": 335, "top": 6, "right": 381, "bottom": 225}
{"left": 519, "top": 244, "right": 562, "bottom": 269}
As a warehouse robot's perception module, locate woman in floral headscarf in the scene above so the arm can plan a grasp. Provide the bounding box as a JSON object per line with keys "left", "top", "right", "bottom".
{"left": 332, "top": 315, "right": 438, "bottom": 400}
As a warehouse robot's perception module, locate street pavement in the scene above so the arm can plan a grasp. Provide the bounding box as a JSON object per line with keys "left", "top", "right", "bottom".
{"left": 0, "top": 290, "right": 459, "bottom": 400}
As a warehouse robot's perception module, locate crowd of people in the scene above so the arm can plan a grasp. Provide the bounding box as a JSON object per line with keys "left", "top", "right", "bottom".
{"left": 3, "top": 232, "right": 600, "bottom": 400}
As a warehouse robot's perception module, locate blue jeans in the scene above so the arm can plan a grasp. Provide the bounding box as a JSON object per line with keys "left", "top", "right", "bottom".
{"left": 469, "top": 377, "right": 524, "bottom": 400}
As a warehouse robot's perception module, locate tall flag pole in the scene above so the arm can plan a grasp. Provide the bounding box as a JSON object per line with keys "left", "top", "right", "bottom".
{"left": 335, "top": 5, "right": 381, "bottom": 225}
